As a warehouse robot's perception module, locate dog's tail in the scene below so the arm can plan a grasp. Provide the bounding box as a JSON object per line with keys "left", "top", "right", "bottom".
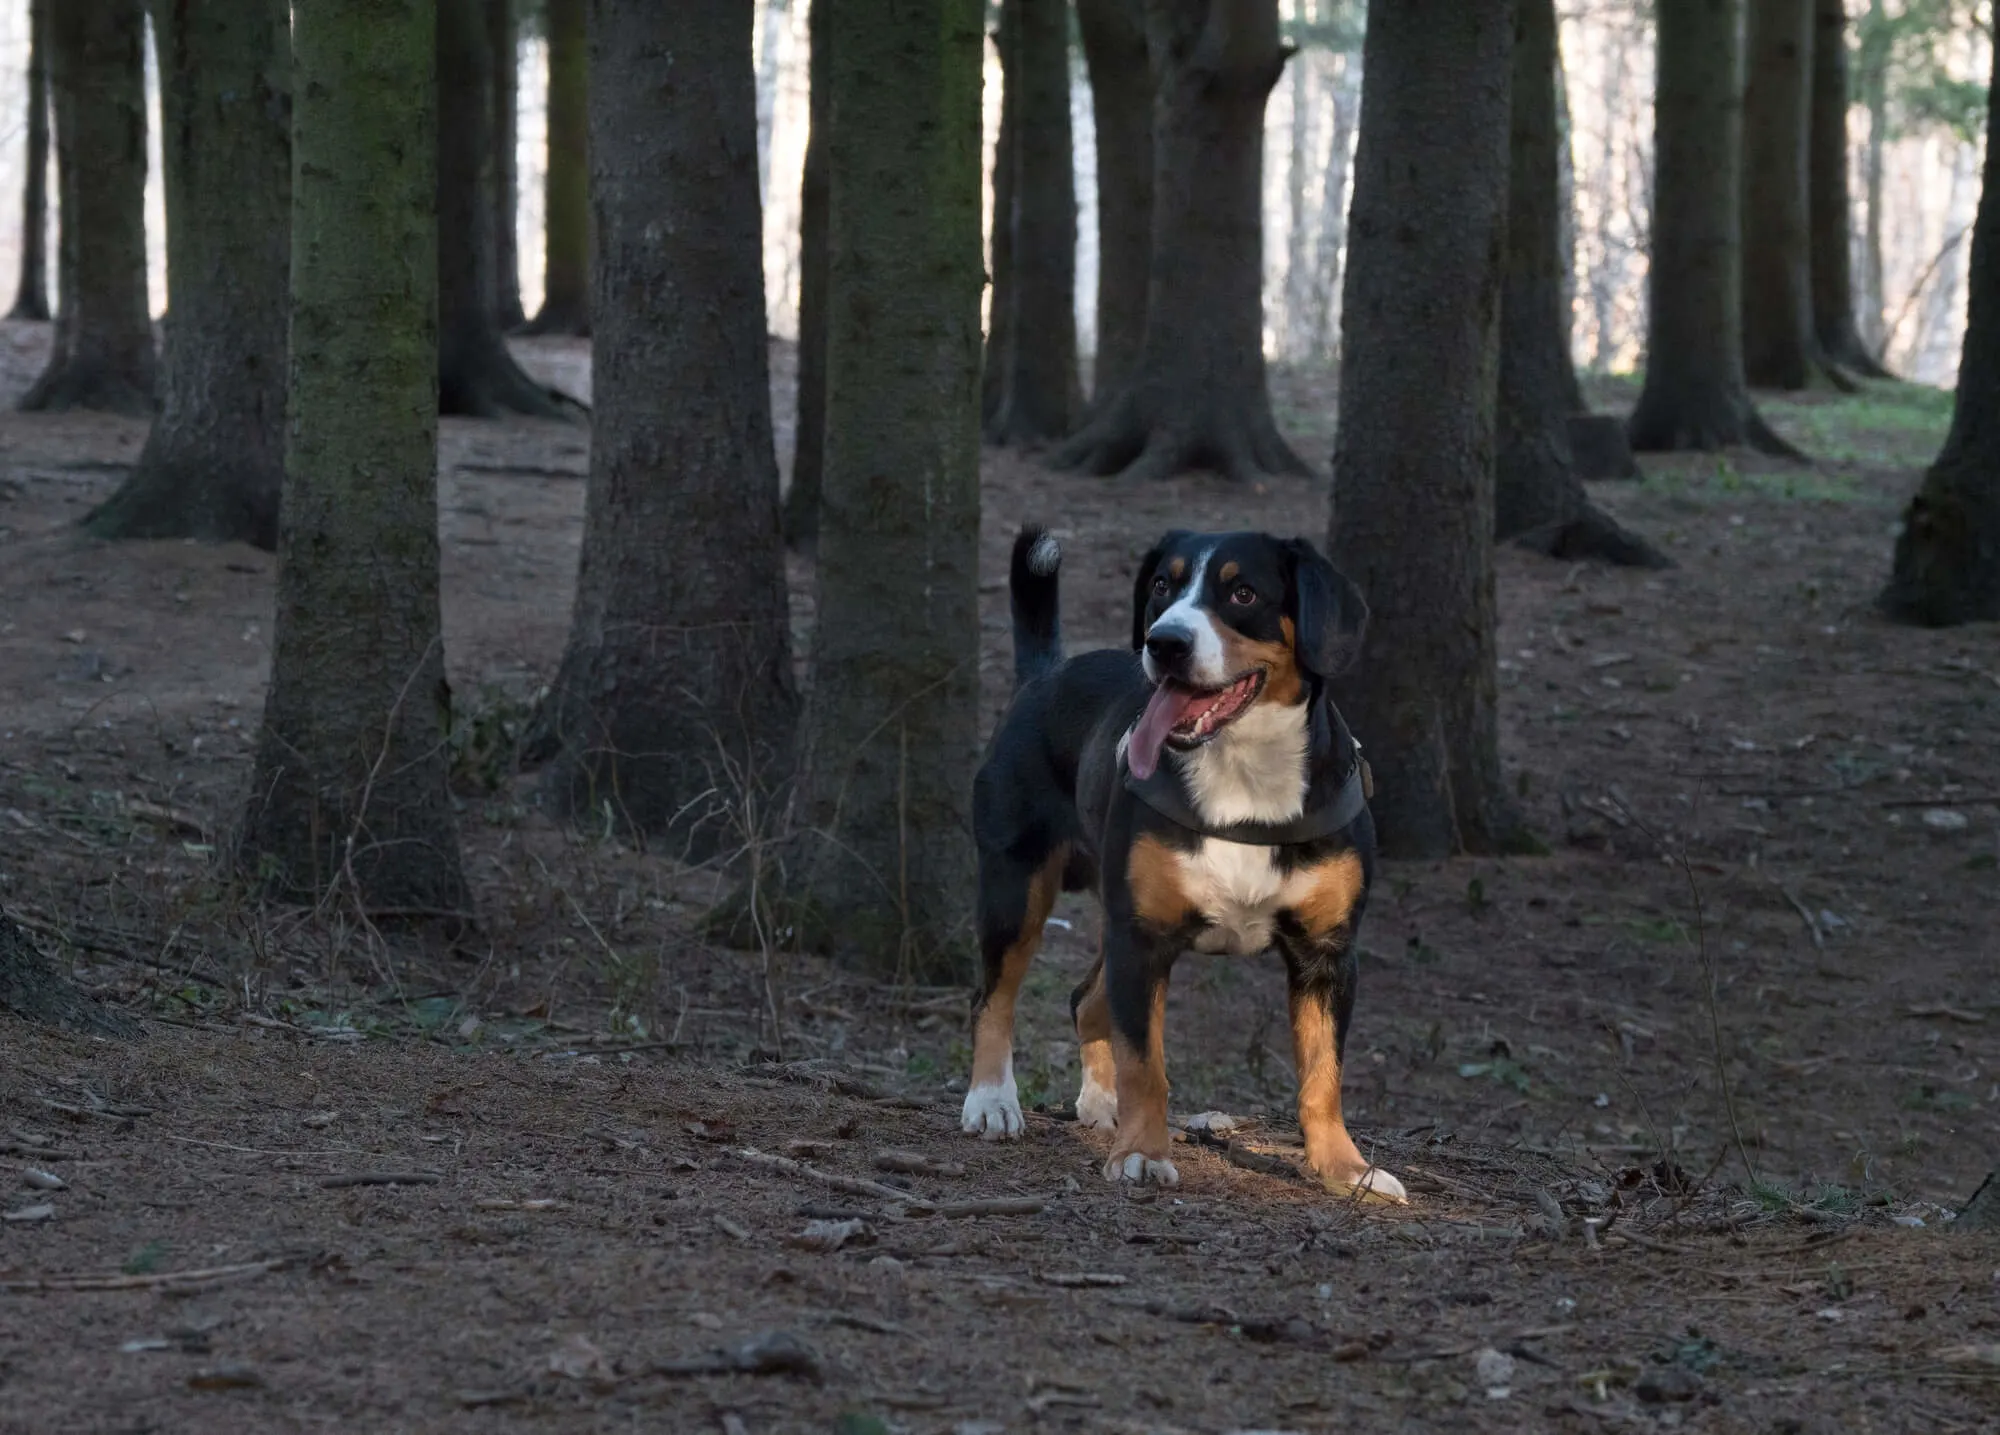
{"left": 1010, "top": 525, "right": 1063, "bottom": 689}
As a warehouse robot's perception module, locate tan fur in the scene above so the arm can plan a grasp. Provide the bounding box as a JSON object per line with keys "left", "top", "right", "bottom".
{"left": 1217, "top": 560, "right": 1240, "bottom": 584}
{"left": 1290, "top": 850, "right": 1365, "bottom": 938}
{"left": 1108, "top": 982, "right": 1171, "bottom": 1169}
{"left": 1289, "top": 986, "right": 1374, "bottom": 1191}
{"left": 1072, "top": 958, "right": 1117, "bottom": 1112}
{"left": 1127, "top": 834, "right": 1194, "bottom": 932}
{"left": 968, "top": 849, "right": 1065, "bottom": 1090}
{"left": 1216, "top": 616, "right": 1303, "bottom": 708}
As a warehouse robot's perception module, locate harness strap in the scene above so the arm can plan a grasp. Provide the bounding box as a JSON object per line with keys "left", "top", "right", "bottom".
{"left": 1124, "top": 750, "right": 1370, "bottom": 847}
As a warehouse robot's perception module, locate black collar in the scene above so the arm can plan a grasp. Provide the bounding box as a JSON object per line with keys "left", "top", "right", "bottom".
{"left": 1123, "top": 692, "right": 1372, "bottom": 847}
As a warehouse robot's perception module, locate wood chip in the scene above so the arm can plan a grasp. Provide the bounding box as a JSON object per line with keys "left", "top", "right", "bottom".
{"left": 873, "top": 1150, "right": 965, "bottom": 1177}
{"left": 714, "top": 1214, "right": 752, "bottom": 1242}
{"left": 3, "top": 1203, "right": 54, "bottom": 1223}
{"left": 1039, "top": 1271, "right": 1129, "bottom": 1288}
{"left": 20, "top": 1169, "right": 64, "bottom": 1191}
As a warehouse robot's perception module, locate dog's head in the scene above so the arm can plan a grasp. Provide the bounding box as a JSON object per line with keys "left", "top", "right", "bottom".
{"left": 1124, "top": 531, "right": 1367, "bottom": 778}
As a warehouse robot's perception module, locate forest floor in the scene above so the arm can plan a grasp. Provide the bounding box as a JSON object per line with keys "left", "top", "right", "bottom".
{"left": 0, "top": 319, "right": 1997, "bottom": 1433}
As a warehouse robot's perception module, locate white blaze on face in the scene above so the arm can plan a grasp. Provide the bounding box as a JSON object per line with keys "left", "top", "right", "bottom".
{"left": 1141, "top": 547, "right": 1230, "bottom": 687}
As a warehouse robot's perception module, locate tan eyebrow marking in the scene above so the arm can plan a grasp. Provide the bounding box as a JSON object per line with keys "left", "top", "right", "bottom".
{"left": 1218, "top": 561, "right": 1239, "bottom": 584}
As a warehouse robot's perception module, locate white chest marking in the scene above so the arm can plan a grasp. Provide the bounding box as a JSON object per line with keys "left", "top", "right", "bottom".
{"left": 1177, "top": 701, "right": 1308, "bottom": 826}
{"left": 1176, "top": 840, "right": 1330, "bottom": 955}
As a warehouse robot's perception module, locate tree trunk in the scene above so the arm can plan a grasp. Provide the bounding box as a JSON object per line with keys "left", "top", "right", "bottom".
{"left": 20, "top": 0, "right": 154, "bottom": 416}
{"left": 1306, "top": 50, "right": 1358, "bottom": 359}
{"left": 1627, "top": 0, "right": 1798, "bottom": 456}
{"left": 6, "top": 0, "right": 50, "bottom": 322}
{"left": 492, "top": 0, "right": 525, "bottom": 331}
{"left": 1879, "top": 72, "right": 2000, "bottom": 627}
{"left": 85, "top": 0, "right": 290, "bottom": 550}
{"left": 1858, "top": 0, "right": 1888, "bottom": 356}
{"left": 237, "top": 0, "right": 468, "bottom": 917}
{"left": 986, "top": 0, "right": 1082, "bottom": 446}
{"left": 1498, "top": 0, "right": 1666, "bottom": 568}
{"left": 436, "top": 0, "right": 564, "bottom": 416}
{"left": 1056, "top": 0, "right": 1306, "bottom": 483}
{"left": 524, "top": 0, "right": 589, "bottom": 335}
{"left": 1955, "top": 1168, "right": 2000, "bottom": 1231}
{"left": 1076, "top": 0, "right": 1153, "bottom": 405}
{"left": 1809, "top": 0, "right": 1893, "bottom": 378}
{"left": 0, "top": 912, "right": 135, "bottom": 1036}
{"left": 783, "top": 0, "right": 830, "bottom": 549}
{"left": 1331, "top": 0, "right": 1526, "bottom": 859}
{"left": 980, "top": 5, "right": 1016, "bottom": 432}
{"left": 533, "top": 0, "right": 798, "bottom": 856}
{"left": 1553, "top": 48, "right": 1582, "bottom": 413}
{"left": 1281, "top": 2, "right": 1313, "bottom": 362}
{"left": 1741, "top": 0, "right": 1829, "bottom": 390}
{"left": 788, "top": 0, "right": 983, "bottom": 978}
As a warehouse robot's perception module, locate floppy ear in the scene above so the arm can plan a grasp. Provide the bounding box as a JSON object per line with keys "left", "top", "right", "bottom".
{"left": 1286, "top": 537, "right": 1369, "bottom": 677}
{"left": 1129, "top": 531, "right": 1186, "bottom": 650}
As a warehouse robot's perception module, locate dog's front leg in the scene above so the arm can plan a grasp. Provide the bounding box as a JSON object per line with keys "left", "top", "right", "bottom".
{"left": 1278, "top": 925, "right": 1406, "bottom": 1204}
{"left": 1099, "top": 836, "right": 1186, "bottom": 1186}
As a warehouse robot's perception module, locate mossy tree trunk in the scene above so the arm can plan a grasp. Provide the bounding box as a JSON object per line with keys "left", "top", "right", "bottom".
{"left": 788, "top": 0, "right": 983, "bottom": 978}
{"left": 1497, "top": 0, "right": 1666, "bottom": 568}
{"left": 524, "top": 0, "right": 589, "bottom": 335}
{"left": 1627, "top": 0, "right": 1798, "bottom": 456}
{"left": 436, "top": 0, "right": 564, "bottom": 416}
{"left": 6, "top": 0, "right": 50, "bottom": 322}
{"left": 1075, "top": 0, "right": 1152, "bottom": 406}
{"left": 491, "top": 0, "right": 525, "bottom": 330}
{"left": 985, "top": 0, "right": 1082, "bottom": 447}
{"left": 1809, "top": 0, "right": 1893, "bottom": 378}
{"left": 1056, "top": 0, "right": 1305, "bottom": 483}
{"left": 21, "top": 0, "right": 154, "bottom": 416}
{"left": 783, "top": 0, "right": 829, "bottom": 549}
{"left": 533, "top": 0, "right": 798, "bottom": 856}
{"left": 86, "top": 0, "right": 290, "bottom": 550}
{"left": 238, "top": 0, "right": 468, "bottom": 916}
{"left": 1879, "top": 69, "right": 2000, "bottom": 627}
{"left": 1332, "top": 0, "right": 1527, "bottom": 859}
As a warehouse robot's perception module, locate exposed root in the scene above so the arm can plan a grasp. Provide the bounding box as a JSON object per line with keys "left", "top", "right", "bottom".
{"left": 440, "top": 337, "right": 580, "bottom": 420}
{"left": 1052, "top": 392, "right": 1309, "bottom": 484}
{"left": 19, "top": 360, "right": 154, "bottom": 417}
{"left": 1512, "top": 507, "right": 1674, "bottom": 570}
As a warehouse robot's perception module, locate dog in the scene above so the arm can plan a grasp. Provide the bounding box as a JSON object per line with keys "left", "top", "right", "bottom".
{"left": 959, "top": 525, "right": 1405, "bottom": 1203}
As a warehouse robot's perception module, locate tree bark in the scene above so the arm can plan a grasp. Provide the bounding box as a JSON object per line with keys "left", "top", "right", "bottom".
{"left": 6, "top": 0, "right": 50, "bottom": 322}
{"left": 1332, "top": 0, "right": 1526, "bottom": 859}
{"left": 1057, "top": 0, "right": 1304, "bottom": 482}
{"left": 238, "top": 0, "right": 468, "bottom": 916}
{"left": 1741, "top": 0, "right": 1828, "bottom": 390}
{"left": 1879, "top": 72, "right": 2000, "bottom": 627}
{"left": 986, "top": 0, "right": 1082, "bottom": 446}
{"left": 533, "top": 0, "right": 798, "bottom": 857}
{"left": 1627, "top": 0, "right": 1798, "bottom": 456}
{"left": 788, "top": 0, "right": 983, "bottom": 978}
{"left": 436, "top": 0, "right": 565, "bottom": 416}
{"left": 524, "top": 0, "right": 589, "bottom": 334}
{"left": 1305, "top": 50, "right": 1358, "bottom": 360}
{"left": 492, "top": 0, "right": 525, "bottom": 331}
{"left": 0, "top": 912, "right": 135, "bottom": 1036}
{"left": 783, "top": 0, "right": 830, "bottom": 549}
{"left": 1858, "top": 0, "right": 1888, "bottom": 355}
{"left": 1955, "top": 1168, "right": 2000, "bottom": 1231}
{"left": 980, "top": 4, "right": 1016, "bottom": 432}
{"left": 85, "top": 0, "right": 290, "bottom": 551}
{"left": 1076, "top": 0, "right": 1153, "bottom": 404}
{"left": 20, "top": 0, "right": 155, "bottom": 416}
{"left": 1809, "top": 0, "right": 1893, "bottom": 378}
{"left": 1498, "top": 0, "right": 1666, "bottom": 568}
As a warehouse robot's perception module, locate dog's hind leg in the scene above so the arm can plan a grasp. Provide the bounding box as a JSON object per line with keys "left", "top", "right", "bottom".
{"left": 962, "top": 845, "right": 1066, "bottom": 1141}
{"left": 1069, "top": 945, "right": 1118, "bottom": 1130}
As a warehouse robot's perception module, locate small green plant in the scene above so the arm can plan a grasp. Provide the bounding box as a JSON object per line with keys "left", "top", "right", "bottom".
{"left": 1458, "top": 1057, "right": 1531, "bottom": 1094}
{"left": 123, "top": 1240, "right": 167, "bottom": 1275}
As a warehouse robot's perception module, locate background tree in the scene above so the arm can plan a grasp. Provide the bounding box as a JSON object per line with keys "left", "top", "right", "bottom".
{"left": 1810, "top": 0, "right": 1893, "bottom": 377}
{"left": 492, "top": 0, "right": 526, "bottom": 330}
{"left": 532, "top": 0, "right": 798, "bottom": 855}
{"left": 1332, "top": 0, "right": 1523, "bottom": 858}
{"left": 1626, "top": 0, "right": 1796, "bottom": 455}
{"left": 20, "top": 0, "right": 154, "bottom": 415}
{"left": 783, "top": 0, "right": 829, "bottom": 548}
{"left": 985, "top": 0, "right": 1082, "bottom": 446}
{"left": 238, "top": 0, "right": 467, "bottom": 916}
{"left": 1879, "top": 65, "right": 2000, "bottom": 627}
{"left": 980, "top": 0, "right": 1017, "bottom": 431}
{"left": 788, "top": 0, "right": 983, "bottom": 976}
{"left": 0, "top": 912, "right": 134, "bottom": 1035}
{"left": 86, "top": 0, "right": 291, "bottom": 550}
{"left": 524, "top": 0, "right": 589, "bottom": 334}
{"left": 1057, "top": 0, "right": 1306, "bottom": 482}
{"left": 1075, "top": 0, "right": 1152, "bottom": 405}
{"left": 6, "top": 0, "right": 50, "bottom": 322}
{"left": 1497, "top": 0, "right": 1665, "bottom": 568}
{"left": 436, "top": 0, "right": 565, "bottom": 416}
{"left": 1741, "top": 0, "right": 1826, "bottom": 390}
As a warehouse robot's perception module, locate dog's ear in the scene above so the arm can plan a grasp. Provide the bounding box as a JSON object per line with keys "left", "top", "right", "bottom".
{"left": 1129, "top": 531, "right": 1185, "bottom": 650}
{"left": 1286, "top": 537, "right": 1369, "bottom": 677}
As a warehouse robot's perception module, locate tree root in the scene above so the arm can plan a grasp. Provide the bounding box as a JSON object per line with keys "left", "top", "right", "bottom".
{"left": 0, "top": 914, "right": 138, "bottom": 1037}
{"left": 518, "top": 297, "right": 590, "bottom": 338}
{"left": 440, "top": 337, "right": 580, "bottom": 420}
{"left": 1052, "top": 389, "right": 1311, "bottom": 484}
{"left": 83, "top": 459, "right": 281, "bottom": 550}
{"left": 1512, "top": 506, "right": 1674, "bottom": 569}
{"left": 19, "top": 360, "right": 154, "bottom": 417}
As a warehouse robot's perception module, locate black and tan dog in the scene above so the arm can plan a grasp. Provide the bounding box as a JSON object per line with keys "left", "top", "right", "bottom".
{"left": 960, "top": 525, "right": 1405, "bottom": 1202}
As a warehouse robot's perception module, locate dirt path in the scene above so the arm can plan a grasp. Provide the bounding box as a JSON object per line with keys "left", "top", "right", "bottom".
{"left": 2, "top": 318, "right": 1997, "bottom": 1431}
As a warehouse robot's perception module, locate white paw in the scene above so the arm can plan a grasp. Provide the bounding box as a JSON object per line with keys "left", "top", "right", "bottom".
{"left": 1325, "top": 1165, "right": 1407, "bottom": 1205}
{"left": 1104, "top": 1151, "right": 1179, "bottom": 1187}
{"left": 960, "top": 1078, "right": 1023, "bottom": 1141}
{"left": 1074, "top": 1072, "right": 1118, "bottom": 1130}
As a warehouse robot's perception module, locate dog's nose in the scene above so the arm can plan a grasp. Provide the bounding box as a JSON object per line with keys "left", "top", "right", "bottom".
{"left": 1145, "top": 627, "right": 1193, "bottom": 667}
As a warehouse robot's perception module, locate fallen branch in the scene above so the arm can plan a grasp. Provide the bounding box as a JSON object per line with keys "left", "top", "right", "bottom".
{"left": 1, "top": 1254, "right": 298, "bottom": 1294}
{"left": 729, "top": 1147, "right": 934, "bottom": 1210}
{"left": 934, "top": 1196, "right": 1044, "bottom": 1218}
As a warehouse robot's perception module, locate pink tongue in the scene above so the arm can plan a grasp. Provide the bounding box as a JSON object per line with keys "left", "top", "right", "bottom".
{"left": 1127, "top": 683, "right": 1200, "bottom": 781}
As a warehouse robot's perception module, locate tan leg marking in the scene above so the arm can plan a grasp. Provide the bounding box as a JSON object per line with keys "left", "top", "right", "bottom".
{"left": 968, "top": 847, "right": 1066, "bottom": 1093}
{"left": 1289, "top": 986, "right": 1405, "bottom": 1203}
{"left": 1290, "top": 850, "right": 1364, "bottom": 939}
{"left": 1106, "top": 982, "right": 1177, "bottom": 1185}
{"left": 1127, "top": 835, "right": 1193, "bottom": 933}
{"left": 1072, "top": 955, "right": 1118, "bottom": 1129}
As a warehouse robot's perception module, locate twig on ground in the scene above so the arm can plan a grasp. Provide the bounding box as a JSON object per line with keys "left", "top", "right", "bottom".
{"left": 728, "top": 1147, "right": 932, "bottom": 1209}
{"left": 0, "top": 1254, "right": 301, "bottom": 1294}
{"left": 319, "top": 1171, "right": 442, "bottom": 1189}
{"left": 1775, "top": 882, "right": 1825, "bottom": 949}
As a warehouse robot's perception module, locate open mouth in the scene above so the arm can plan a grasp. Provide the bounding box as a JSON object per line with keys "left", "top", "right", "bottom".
{"left": 1127, "top": 670, "right": 1266, "bottom": 780}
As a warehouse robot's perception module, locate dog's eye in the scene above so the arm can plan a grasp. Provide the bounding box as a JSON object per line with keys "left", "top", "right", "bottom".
{"left": 1150, "top": 576, "right": 1170, "bottom": 598}
{"left": 1229, "top": 584, "right": 1258, "bottom": 606}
